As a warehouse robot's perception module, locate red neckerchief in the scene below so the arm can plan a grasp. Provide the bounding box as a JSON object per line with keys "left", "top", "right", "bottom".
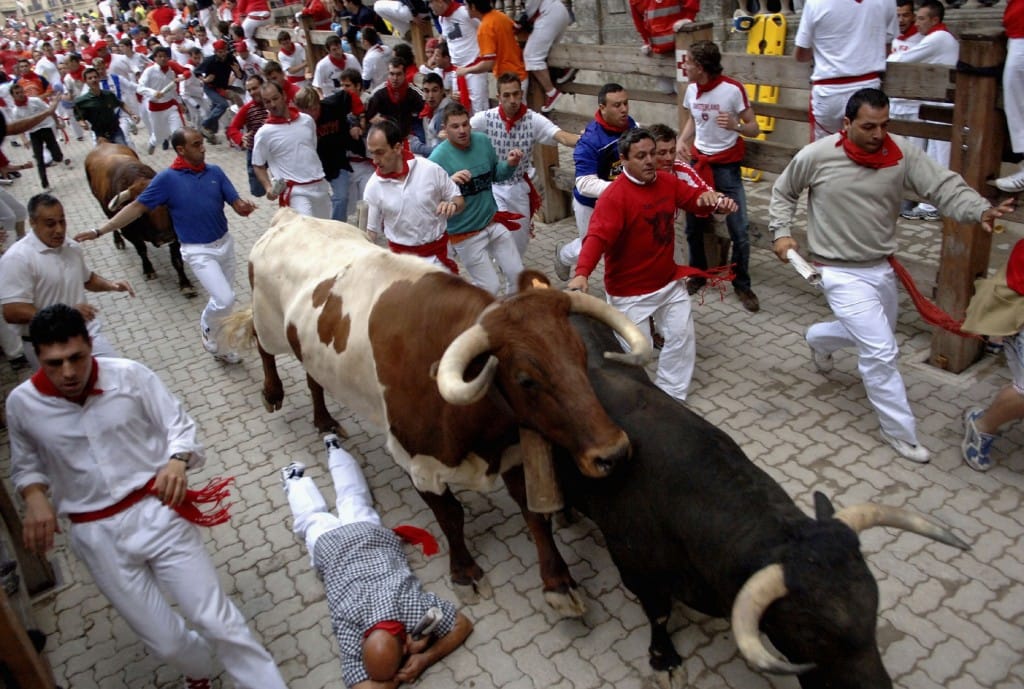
{"left": 1007, "top": 239, "right": 1024, "bottom": 296}
{"left": 68, "top": 65, "right": 84, "bottom": 81}
{"left": 896, "top": 24, "right": 918, "bottom": 41}
{"left": 328, "top": 53, "right": 346, "bottom": 69}
{"left": 499, "top": 102, "right": 527, "bottom": 132}
{"left": 392, "top": 524, "right": 439, "bottom": 555}
{"left": 170, "top": 154, "right": 206, "bottom": 173}
{"left": 405, "top": 63, "right": 418, "bottom": 85}
{"left": 419, "top": 101, "right": 435, "bottom": 118}
{"left": 836, "top": 129, "right": 903, "bottom": 169}
{"left": 31, "top": 357, "right": 103, "bottom": 403}
{"left": 927, "top": 22, "right": 952, "bottom": 35}
{"left": 695, "top": 74, "right": 724, "bottom": 97}
{"left": 436, "top": 0, "right": 462, "bottom": 17}
{"left": 386, "top": 80, "right": 408, "bottom": 104}
{"left": 594, "top": 109, "right": 628, "bottom": 134}
{"left": 374, "top": 147, "right": 414, "bottom": 179}
{"left": 266, "top": 105, "right": 301, "bottom": 124}
{"left": 279, "top": 43, "right": 296, "bottom": 56}
{"left": 12, "top": 94, "right": 27, "bottom": 106}
{"left": 364, "top": 620, "right": 407, "bottom": 642}
{"left": 159, "top": 64, "right": 169, "bottom": 73}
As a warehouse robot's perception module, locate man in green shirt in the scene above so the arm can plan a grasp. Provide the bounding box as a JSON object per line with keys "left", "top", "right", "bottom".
{"left": 74, "top": 67, "right": 137, "bottom": 147}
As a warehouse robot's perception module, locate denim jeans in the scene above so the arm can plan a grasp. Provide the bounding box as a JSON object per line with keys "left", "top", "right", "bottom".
{"left": 202, "top": 86, "right": 229, "bottom": 133}
{"left": 685, "top": 161, "right": 751, "bottom": 292}
{"left": 328, "top": 170, "right": 351, "bottom": 222}
{"left": 245, "top": 148, "right": 265, "bottom": 197}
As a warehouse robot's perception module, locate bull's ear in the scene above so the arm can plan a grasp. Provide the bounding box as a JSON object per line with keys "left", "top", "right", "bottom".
{"left": 518, "top": 269, "right": 551, "bottom": 291}
{"left": 813, "top": 491, "right": 835, "bottom": 521}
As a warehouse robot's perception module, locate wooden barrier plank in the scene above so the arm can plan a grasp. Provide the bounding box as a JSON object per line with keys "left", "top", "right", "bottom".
{"left": 546, "top": 44, "right": 678, "bottom": 80}
{"left": 0, "top": 588, "right": 56, "bottom": 688}
{"left": 560, "top": 82, "right": 678, "bottom": 105}
{"left": 0, "top": 482, "right": 55, "bottom": 596}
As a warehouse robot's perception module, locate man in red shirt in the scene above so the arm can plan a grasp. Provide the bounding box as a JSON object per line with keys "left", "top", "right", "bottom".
{"left": 567, "top": 128, "right": 736, "bottom": 402}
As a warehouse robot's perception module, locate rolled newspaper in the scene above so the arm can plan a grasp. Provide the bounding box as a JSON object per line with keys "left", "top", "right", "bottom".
{"left": 786, "top": 249, "right": 822, "bottom": 286}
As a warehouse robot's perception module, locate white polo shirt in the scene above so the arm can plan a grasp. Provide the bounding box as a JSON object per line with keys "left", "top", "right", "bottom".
{"left": 312, "top": 52, "right": 362, "bottom": 96}
{"left": 0, "top": 233, "right": 91, "bottom": 335}
{"left": 683, "top": 76, "right": 750, "bottom": 155}
{"left": 361, "top": 43, "right": 392, "bottom": 92}
{"left": 252, "top": 112, "right": 326, "bottom": 183}
{"left": 279, "top": 43, "right": 308, "bottom": 84}
{"left": 438, "top": 5, "right": 480, "bottom": 67}
{"left": 795, "top": 0, "right": 897, "bottom": 82}
{"left": 363, "top": 157, "right": 461, "bottom": 246}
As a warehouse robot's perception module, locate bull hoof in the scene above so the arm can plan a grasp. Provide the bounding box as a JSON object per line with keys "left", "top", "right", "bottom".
{"left": 451, "top": 575, "right": 492, "bottom": 605}
{"left": 315, "top": 417, "right": 348, "bottom": 438}
{"left": 653, "top": 666, "right": 686, "bottom": 689}
{"left": 262, "top": 395, "right": 283, "bottom": 413}
{"left": 553, "top": 507, "right": 582, "bottom": 529}
{"left": 144, "top": 272, "right": 158, "bottom": 281}
{"left": 114, "top": 238, "right": 126, "bottom": 250}
{"left": 544, "top": 586, "right": 586, "bottom": 618}
{"left": 180, "top": 285, "right": 198, "bottom": 298}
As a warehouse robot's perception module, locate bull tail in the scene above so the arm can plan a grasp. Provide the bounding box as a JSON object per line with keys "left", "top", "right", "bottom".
{"left": 222, "top": 306, "right": 257, "bottom": 350}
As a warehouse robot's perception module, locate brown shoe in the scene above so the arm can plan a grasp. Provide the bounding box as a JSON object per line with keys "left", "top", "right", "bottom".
{"left": 686, "top": 277, "right": 706, "bottom": 296}
{"left": 736, "top": 288, "right": 760, "bottom": 312}
{"left": 648, "top": 316, "right": 664, "bottom": 350}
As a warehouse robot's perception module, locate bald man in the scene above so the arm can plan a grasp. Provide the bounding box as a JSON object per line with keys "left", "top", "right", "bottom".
{"left": 281, "top": 435, "right": 473, "bottom": 688}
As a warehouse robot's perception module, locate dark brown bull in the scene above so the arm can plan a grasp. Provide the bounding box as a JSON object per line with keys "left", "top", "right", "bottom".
{"left": 84, "top": 143, "right": 195, "bottom": 297}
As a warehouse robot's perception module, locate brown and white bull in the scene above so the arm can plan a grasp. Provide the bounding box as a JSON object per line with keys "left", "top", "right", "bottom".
{"left": 233, "top": 208, "right": 652, "bottom": 613}
{"left": 84, "top": 143, "right": 195, "bottom": 296}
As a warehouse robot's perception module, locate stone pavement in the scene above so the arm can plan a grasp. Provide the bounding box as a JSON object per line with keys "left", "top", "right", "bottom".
{"left": 0, "top": 132, "right": 1022, "bottom": 689}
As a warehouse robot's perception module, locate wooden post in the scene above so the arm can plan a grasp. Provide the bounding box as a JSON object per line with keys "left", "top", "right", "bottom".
{"left": 929, "top": 33, "right": 1006, "bottom": 373}
{"left": 675, "top": 23, "right": 727, "bottom": 266}
{"left": 410, "top": 20, "right": 433, "bottom": 68}
{"left": 300, "top": 15, "right": 325, "bottom": 67}
{"left": 0, "top": 482, "right": 55, "bottom": 596}
{"left": 0, "top": 588, "right": 57, "bottom": 689}
{"left": 527, "top": 80, "right": 571, "bottom": 222}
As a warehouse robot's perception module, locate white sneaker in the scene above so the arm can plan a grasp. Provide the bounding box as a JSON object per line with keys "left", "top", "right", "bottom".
{"left": 807, "top": 342, "right": 833, "bottom": 373}
{"left": 881, "top": 430, "right": 931, "bottom": 464}
{"left": 994, "top": 167, "right": 1024, "bottom": 193}
{"left": 201, "top": 326, "right": 218, "bottom": 354}
{"left": 213, "top": 350, "right": 241, "bottom": 364}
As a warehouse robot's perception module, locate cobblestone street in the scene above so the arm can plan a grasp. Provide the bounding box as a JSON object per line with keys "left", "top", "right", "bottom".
{"left": 1, "top": 132, "right": 1021, "bottom": 689}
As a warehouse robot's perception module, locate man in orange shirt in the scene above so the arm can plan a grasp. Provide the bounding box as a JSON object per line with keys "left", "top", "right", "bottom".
{"left": 458, "top": 0, "right": 527, "bottom": 87}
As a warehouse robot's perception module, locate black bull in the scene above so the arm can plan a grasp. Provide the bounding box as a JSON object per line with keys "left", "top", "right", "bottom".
{"left": 554, "top": 313, "right": 969, "bottom": 689}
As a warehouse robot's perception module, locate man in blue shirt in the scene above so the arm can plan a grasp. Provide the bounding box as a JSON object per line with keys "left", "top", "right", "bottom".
{"left": 75, "top": 128, "right": 257, "bottom": 364}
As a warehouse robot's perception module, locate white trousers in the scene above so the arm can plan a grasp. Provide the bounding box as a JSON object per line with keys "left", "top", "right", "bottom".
{"left": 242, "top": 12, "right": 272, "bottom": 41}
{"left": 285, "top": 180, "right": 333, "bottom": 219}
{"left": 558, "top": 197, "right": 594, "bottom": 266}
{"left": 451, "top": 222, "right": 524, "bottom": 295}
{"left": 1006, "top": 38, "right": 1024, "bottom": 154}
{"left": 492, "top": 179, "right": 531, "bottom": 257}
{"left": 608, "top": 279, "right": 695, "bottom": 401}
{"left": 523, "top": 2, "right": 571, "bottom": 71}
{"left": 453, "top": 71, "right": 489, "bottom": 115}
{"left": 1, "top": 317, "right": 21, "bottom": 359}
{"left": 69, "top": 498, "right": 286, "bottom": 688}
{"left": 147, "top": 106, "right": 184, "bottom": 149}
{"left": 180, "top": 233, "right": 236, "bottom": 347}
{"left": 808, "top": 263, "right": 918, "bottom": 444}
{"left": 286, "top": 444, "right": 381, "bottom": 559}
{"left": 0, "top": 187, "right": 27, "bottom": 230}
{"left": 810, "top": 78, "right": 881, "bottom": 141}
{"left": 373, "top": 0, "right": 414, "bottom": 35}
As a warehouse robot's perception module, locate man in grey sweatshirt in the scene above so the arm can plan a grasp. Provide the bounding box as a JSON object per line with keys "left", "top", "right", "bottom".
{"left": 769, "top": 88, "right": 1013, "bottom": 464}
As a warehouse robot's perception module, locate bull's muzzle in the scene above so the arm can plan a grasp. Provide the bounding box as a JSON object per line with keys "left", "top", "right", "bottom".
{"left": 579, "top": 430, "right": 630, "bottom": 477}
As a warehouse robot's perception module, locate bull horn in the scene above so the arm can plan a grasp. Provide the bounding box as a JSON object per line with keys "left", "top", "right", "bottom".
{"left": 731, "top": 564, "right": 816, "bottom": 675}
{"left": 564, "top": 290, "right": 653, "bottom": 367}
{"left": 107, "top": 189, "right": 132, "bottom": 212}
{"left": 436, "top": 323, "right": 498, "bottom": 405}
{"left": 833, "top": 504, "right": 970, "bottom": 551}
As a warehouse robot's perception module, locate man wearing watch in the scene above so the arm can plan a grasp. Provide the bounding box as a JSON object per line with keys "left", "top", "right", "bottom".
{"left": 7, "top": 304, "right": 288, "bottom": 689}
{"left": 679, "top": 40, "right": 761, "bottom": 312}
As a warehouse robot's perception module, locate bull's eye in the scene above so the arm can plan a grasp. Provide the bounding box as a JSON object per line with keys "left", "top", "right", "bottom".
{"left": 515, "top": 371, "right": 538, "bottom": 391}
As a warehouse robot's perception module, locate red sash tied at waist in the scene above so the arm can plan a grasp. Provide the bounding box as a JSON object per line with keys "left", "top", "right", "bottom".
{"left": 149, "top": 98, "right": 178, "bottom": 112}
{"left": 388, "top": 234, "right": 459, "bottom": 274}
{"left": 68, "top": 476, "right": 235, "bottom": 526}
{"left": 279, "top": 178, "right": 325, "bottom": 207}
{"left": 812, "top": 72, "right": 881, "bottom": 87}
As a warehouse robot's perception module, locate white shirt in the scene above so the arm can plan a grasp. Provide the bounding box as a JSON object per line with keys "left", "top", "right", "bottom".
{"left": 437, "top": 5, "right": 480, "bottom": 67}
{"left": 795, "top": 0, "right": 897, "bottom": 82}
{"left": 34, "top": 55, "right": 62, "bottom": 88}
{"left": 106, "top": 53, "right": 136, "bottom": 83}
{"left": 889, "top": 26, "right": 959, "bottom": 67}
{"left": 5, "top": 96, "right": 55, "bottom": 134}
{"left": 312, "top": 52, "right": 362, "bottom": 97}
{"left": 7, "top": 357, "right": 206, "bottom": 515}
{"left": 683, "top": 76, "right": 750, "bottom": 155}
{"left": 137, "top": 63, "right": 181, "bottom": 104}
{"left": 364, "top": 157, "right": 461, "bottom": 245}
{"left": 236, "top": 52, "right": 267, "bottom": 79}
{"left": 889, "top": 28, "right": 923, "bottom": 57}
{"left": 169, "top": 38, "right": 196, "bottom": 65}
{"left": 279, "top": 43, "right": 308, "bottom": 83}
{"left": 252, "top": 112, "right": 326, "bottom": 182}
{"left": 361, "top": 43, "right": 392, "bottom": 91}
{"left": 0, "top": 234, "right": 91, "bottom": 334}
